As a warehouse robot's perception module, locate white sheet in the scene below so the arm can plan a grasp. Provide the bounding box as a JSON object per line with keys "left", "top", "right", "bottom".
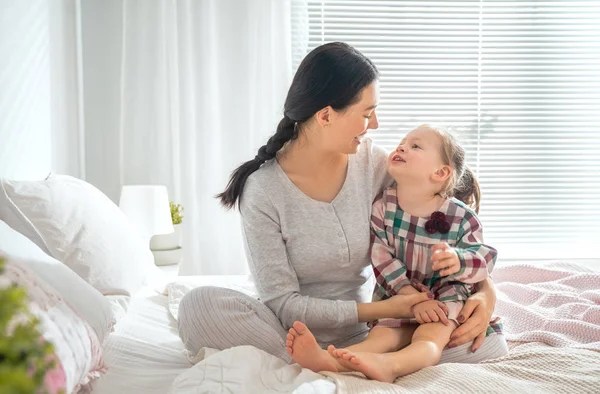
{"left": 90, "top": 276, "right": 262, "bottom": 394}
{"left": 89, "top": 286, "right": 189, "bottom": 394}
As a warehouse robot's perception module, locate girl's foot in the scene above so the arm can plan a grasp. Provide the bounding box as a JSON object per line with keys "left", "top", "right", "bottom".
{"left": 286, "top": 321, "right": 344, "bottom": 373}
{"left": 328, "top": 345, "right": 398, "bottom": 383}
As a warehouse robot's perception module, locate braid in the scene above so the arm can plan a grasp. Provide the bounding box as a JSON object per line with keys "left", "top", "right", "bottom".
{"left": 217, "top": 115, "right": 297, "bottom": 210}
{"left": 254, "top": 116, "right": 297, "bottom": 163}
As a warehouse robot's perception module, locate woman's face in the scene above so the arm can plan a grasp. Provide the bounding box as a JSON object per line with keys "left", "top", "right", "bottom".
{"left": 324, "top": 81, "right": 380, "bottom": 154}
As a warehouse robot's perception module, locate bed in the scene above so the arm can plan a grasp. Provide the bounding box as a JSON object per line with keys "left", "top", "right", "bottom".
{"left": 88, "top": 262, "right": 600, "bottom": 394}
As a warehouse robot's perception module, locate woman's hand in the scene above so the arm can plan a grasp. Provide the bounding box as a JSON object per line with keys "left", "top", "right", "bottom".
{"left": 448, "top": 290, "right": 493, "bottom": 351}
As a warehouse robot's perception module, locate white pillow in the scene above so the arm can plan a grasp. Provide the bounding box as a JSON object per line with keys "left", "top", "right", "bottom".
{"left": 0, "top": 220, "right": 115, "bottom": 343}
{"left": 0, "top": 175, "right": 156, "bottom": 296}
{"left": 2, "top": 257, "right": 106, "bottom": 393}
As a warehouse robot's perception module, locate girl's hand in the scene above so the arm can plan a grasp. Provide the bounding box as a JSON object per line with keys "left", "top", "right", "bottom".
{"left": 412, "top": 300, "right": 450, "bottom": 325}
{"left": 448, "top": 292, "right": 493, "bottom": 351}
{"left": 431, "top": 242, "right": 460, "bottom": 276}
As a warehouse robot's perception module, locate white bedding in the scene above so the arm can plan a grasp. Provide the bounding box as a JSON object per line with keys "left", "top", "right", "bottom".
{"left": 89, "top": 286, "right": 190, "bottom": 394}
{"left": 90, "top": 276, "right": 267, "bottom": 393}
{"left": 91, "top": 262, "right": 600, "bottom": 394}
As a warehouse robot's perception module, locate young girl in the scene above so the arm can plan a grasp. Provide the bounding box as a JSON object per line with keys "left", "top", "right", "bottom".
{"left": 286, "top": 124, "right": 500, "bottom": 382}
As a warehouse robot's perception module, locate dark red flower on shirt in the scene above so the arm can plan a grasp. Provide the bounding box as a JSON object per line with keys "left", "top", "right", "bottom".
{"left": 425, "top": 211, "right": 451, "bottom": 234}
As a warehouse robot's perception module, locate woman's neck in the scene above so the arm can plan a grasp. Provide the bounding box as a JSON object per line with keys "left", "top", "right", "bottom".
{"left": 395, "top": 182, "right": 445, "bottom": 217}
{"left": 279, "top": 137, "right": 347, "bottom": 177}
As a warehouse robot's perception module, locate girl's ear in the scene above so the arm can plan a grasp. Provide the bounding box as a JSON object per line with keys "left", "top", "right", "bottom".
{"left": 432, "top": 165, "right": 452, "bottom": 183}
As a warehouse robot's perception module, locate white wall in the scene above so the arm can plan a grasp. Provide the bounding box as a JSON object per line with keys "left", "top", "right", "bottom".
{"left": 0, "top": 0, "right": 81, "bottom": 180}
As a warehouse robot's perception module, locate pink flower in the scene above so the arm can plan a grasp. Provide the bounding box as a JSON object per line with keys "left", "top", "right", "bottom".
{"left": 43, "top": 354, "right": 67, "bottom": 394}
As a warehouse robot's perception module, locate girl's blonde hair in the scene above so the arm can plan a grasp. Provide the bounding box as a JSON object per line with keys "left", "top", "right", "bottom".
{"left": 418, "top": 124, "right": 481, "bottom": 213}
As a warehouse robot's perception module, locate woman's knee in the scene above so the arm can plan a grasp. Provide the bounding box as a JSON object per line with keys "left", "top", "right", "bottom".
{"left": 439, "top": 333, "right": 508, "bottom": 364}
{"left": 177, "top": 286, "right": 235, "bottom": 353}
{"left": 179, "top": 286, "right": 215, "bottom": 323}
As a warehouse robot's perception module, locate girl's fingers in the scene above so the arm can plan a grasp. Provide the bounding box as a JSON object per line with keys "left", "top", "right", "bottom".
{"left": 435, "top": 307, "right": 450, "bottom": 325}
{"left": 439, "top": 263, "right": 460, "bottom": 276}
{"left": 426, "top": 310, "right": 439, "bottom": 322}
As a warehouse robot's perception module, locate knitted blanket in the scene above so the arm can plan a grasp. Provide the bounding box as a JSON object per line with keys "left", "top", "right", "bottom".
{"left": 322, "top": 262, "right": 600, "bottom": 393}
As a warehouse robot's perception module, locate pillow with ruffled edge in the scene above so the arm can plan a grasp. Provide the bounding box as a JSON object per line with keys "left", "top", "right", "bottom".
{"left": 0, "top": 175, "right": 157, "bottom": 296}
{"left": 2, "top": 256, "right": 106, "bottom": 393}
{"left": 0, "top": 220, "right": 116, "bottom": 343}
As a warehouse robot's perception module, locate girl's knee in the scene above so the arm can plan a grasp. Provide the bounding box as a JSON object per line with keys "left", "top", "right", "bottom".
{"left": 413, "top": 339, "right": 444, "bottom": 366}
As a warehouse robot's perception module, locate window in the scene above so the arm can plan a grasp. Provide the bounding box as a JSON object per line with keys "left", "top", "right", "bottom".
{"left": 296, "top": 1, "right": 600, "bottom": 259}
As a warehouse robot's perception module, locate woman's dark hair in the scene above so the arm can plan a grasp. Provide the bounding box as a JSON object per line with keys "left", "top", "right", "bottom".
{"left": 217, "top": 42, "right": 379, "bottom": 210}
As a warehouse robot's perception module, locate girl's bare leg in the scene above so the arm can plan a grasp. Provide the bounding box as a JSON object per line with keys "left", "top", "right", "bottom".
{"left": 330, "top": 322, "right": 455, "bottom": 383}
{"left": 286, "top": 323, "right": 415, "bottom": 373}
{"left": 328, "top": 325, "right": 416, "bottom": 359}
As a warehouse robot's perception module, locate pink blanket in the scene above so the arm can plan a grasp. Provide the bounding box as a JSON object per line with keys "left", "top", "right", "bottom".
{"left": 494, "top": 261, "right": 600, "bottom": 351}
{"left": 323, "top": 261, "right": 600, "bottom": 393}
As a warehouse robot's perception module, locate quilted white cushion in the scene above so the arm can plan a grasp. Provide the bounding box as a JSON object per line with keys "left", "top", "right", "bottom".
{"left": 0, "top": 175, "right": 156, "bottom": 296}
{"left": 0, "top": 220, "right": 115, "bottom": 343}
{"left": 2, "top": 257, "right": 106, "bottom": 393}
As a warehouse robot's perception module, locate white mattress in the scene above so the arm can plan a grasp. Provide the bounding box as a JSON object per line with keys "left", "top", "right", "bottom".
{"left": 90, "top": 275, "right": 254, "bottom": 394}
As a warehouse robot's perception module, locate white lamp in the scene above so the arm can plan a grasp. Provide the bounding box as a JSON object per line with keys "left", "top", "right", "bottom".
{"left": 118, "top": 185, "right": 174, "bottom": 246}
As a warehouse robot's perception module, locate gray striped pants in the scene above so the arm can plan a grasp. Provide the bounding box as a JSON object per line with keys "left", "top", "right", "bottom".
{"left": 177, "top": 286, "right": 509, "bottom": 365}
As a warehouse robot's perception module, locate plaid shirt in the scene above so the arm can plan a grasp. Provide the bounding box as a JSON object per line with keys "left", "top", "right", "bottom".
{"left": 370, "top": 187, "right": 498, "bottom": 325}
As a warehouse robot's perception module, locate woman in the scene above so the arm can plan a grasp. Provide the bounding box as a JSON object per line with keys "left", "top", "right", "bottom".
{"left": 178, "top": 42, "right": 508, "bottom": 367}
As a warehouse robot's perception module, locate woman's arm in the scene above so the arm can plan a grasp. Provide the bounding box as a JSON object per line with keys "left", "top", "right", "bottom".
{"left": 357, "top": 292, "right": 433, "bottom": 322}
{"left": 448, "top": 276, "right": 497, "bottom": 351}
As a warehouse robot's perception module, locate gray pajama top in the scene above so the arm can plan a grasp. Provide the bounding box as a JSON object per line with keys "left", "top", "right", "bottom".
{"left": 239, "top": 138, "right": 392, "bottom": 345}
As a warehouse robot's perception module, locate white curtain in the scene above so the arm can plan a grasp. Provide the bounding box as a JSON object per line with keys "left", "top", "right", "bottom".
{"left": 83, "top": 0, "right": 299, "bottom": 274}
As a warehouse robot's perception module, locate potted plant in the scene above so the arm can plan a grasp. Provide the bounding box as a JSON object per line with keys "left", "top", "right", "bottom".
{"left": 149, "top": 202, "right": 184, "bottom": 266}
{"left": 0, "top": 257, "right": 67, "bottom": 393}
{"left": 170, "top": 201, "right": 184, "bottom": 243}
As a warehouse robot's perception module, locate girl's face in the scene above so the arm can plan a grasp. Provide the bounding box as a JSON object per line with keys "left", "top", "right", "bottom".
{"left": 319, "top": 81, "right": 380, "bottom": 154}
{"left": 387, "top": 126, "right": 448, "bottom": 184}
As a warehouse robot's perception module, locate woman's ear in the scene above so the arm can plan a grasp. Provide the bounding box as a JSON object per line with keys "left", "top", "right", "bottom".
{"left": 432, "top": 165, "right": 452, "bottom": 183}
{"left": 314, "top": 106, "right": 332, "bottom": 128}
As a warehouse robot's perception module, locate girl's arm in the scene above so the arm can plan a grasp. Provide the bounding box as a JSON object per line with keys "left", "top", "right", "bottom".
{"left": 448, "top": 214, "right": 497, "bottom": 284}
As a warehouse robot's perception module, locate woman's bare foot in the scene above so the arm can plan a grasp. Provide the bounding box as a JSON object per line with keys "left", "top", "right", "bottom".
{"left": 328, "top": 345, "right": 398, "bottom": 383}
{"left": 286, "top": 321, "right": 344, "bottom": 373}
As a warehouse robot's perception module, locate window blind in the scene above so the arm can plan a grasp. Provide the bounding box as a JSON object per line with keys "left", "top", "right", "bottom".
{"left": 296, "top": 1, "right": 600, "bottom": 259}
